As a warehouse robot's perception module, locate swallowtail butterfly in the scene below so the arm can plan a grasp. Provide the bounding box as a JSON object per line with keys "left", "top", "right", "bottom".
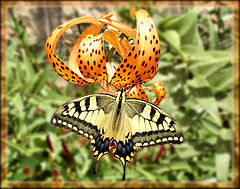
{"left": 51, "top": 88, "right": 184, "bottom": 180}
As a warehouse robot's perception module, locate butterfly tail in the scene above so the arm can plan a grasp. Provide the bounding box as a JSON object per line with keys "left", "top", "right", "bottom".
{"left": 122, "top": 164, "right": 126, "bottom": 181}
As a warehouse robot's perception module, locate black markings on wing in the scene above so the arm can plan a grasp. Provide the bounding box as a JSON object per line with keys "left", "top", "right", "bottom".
{"left": 114, "top": 140, "right": 135, "bottom": 163}
{"left": 85, "top": 97, "right": 90, "bottom": 110}
{"left": 91, "top": 134, "right": 110, "bottom": 160}
{"left": 150, "top": 107, "right": 156, "bottom": 120}
{"left": 51, "top": 94, "right": 115, "bottom": 140}
{"left": 126, "top": 98, "right": 184, "bottom": 148}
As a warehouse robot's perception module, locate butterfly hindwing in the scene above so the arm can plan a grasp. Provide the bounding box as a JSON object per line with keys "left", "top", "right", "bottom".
{"left": 51, "top": 93, "right": 116, "bottom": 159}
{"left": 51, "top": 90, "right": 184, "bottom": 180}
{"left": 125, "top": 98, "right": 184, "bottom": 148}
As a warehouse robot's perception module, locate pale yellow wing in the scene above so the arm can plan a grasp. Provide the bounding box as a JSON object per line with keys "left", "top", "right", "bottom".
{"left": 125, "top": 98, "right": 184, "bottom": 147}
{"left": 51, "top": 93, "right": 116, "bottom": 160}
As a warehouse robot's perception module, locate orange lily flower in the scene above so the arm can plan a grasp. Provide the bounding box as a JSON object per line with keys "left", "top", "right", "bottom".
{"left": 45, "top": 8, "right": 163, "bottom": 103}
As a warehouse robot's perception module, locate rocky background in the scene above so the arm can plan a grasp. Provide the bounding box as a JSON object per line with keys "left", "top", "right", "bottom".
{"left": 6, "top": 6, "right": 190, "bottom": 56}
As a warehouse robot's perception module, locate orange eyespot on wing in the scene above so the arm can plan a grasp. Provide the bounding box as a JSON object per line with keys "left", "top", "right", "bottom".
{"left": 77, "top": 35, "right": 108, "bottom": 83}
{"left": 110, "top": 9, "right": 161, "bottom": 90}
{"left": 128, "top": 85, "right": 149, "bottom": 102}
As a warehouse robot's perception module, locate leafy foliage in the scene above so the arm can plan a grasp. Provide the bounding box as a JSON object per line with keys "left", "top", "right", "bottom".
{"left": 6, "top": 6, "right": 233, "bottom": 182}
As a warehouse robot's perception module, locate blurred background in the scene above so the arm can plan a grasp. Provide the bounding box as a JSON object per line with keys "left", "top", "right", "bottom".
{"left": 6, "top": 4, "right": 233, "bottom": 182}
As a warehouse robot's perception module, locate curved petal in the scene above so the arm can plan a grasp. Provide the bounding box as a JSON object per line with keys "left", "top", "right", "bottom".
{"left": 127, "top": 81, "right": 165, "bottom": 105}
{"left": 102, "top": 29, "right": 131, "bottom": 58}
{"left": 48, "top": 52, "right": 92, "bottom": 85}
{"left": 127, "top": 85, "right": 149, "bottom": 102}
{"left": 98, "top": 18, "right": 136, "bottom": 40}
{"left": 99, "top": 62, "right": 118, "bottom": 96}
{"left": 68, "top": 13, "right": 113, "bottom": 74}
{"left": 110, "top": 9, "right": 161, "bottom": 90}
{"left": 151, "top": 81, "right": 166, "bottom": 105}
{"left": 45, "top": 17, "right": 101, "bottom": 86}
{"left": 106, "top": 62, "right": 118, "bottom": 82}
{"left": 77, "top": 34, "right": 107, "bottom": 83}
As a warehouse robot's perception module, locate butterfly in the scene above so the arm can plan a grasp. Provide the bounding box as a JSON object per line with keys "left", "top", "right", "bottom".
{"left": 51, "top": 88, "right": 184, "bottom": 180}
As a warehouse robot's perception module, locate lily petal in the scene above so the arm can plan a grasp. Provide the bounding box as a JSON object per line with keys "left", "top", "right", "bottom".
{"left": 77, "top": 34, "right": 107, "bottom": 83}
{"left": 102, "top": 29, "right": 131, "bottom": 58}
{"left": 127, "top": 81, "right": 165, "bottom": 105}
{"left": 151, "top": 81, "right": 166, "bottom": 105}
{"left": 99, "top": 62, "right": 118, "bottom": 96}
{"left": 45, "top": 17, "right": 101, "bottom": 86}
{"left": 98, "top": 18, "right": 136, "bottom": 40}
{"left": 110, "top": 9, "right": 161, "bottom": 90}
{"left": 68, "top": 13, "right": 113, "bottom": 74}
{"left": 128, "top": 85, "right": 149, "bottom": 101}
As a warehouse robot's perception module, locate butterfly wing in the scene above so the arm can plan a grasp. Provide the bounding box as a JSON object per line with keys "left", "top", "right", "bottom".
{"left": 125, "top": 98, "right": 184, "bottom": 148}
{"left": 51, "top": 93, "right": 116, "bottom": 160}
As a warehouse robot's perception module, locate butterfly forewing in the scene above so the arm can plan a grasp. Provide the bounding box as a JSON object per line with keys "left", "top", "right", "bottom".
{"left": 51, "top": 94, "right": 116, "bottom": 159}
{"left": 125, "top": 98, "right": 184, "bottom": 148}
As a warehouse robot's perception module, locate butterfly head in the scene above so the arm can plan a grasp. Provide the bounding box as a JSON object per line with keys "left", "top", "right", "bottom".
{"left": 116, "top": 88, "right": 126, "bottom": 106}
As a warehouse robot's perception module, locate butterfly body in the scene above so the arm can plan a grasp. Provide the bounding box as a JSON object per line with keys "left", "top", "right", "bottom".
{"left": 51, "top": 89, "right": 184, "bottom": 180}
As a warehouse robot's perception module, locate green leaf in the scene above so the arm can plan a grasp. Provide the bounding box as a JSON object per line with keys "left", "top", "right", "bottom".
{"left": 161, "top": 30, "right": 181, "bottom": 49}
{"left": 7, "top": 139, "right": 28, "bottom": 155}
{"left": 159, "top": 31, "right": 187, "bottom": 61}
{"left": 187, "top": 74, "right": 221, "bottom": 125}
{"left": 160, "top": 9, "right": 203, "bottom": 48}
{"left": 136, "top": 166, "right": 157, "bottom": 181}
{"left": 207, "top": 15, "right": 219, "bottom": 50}
{"left": 207, "top": 66, "right": 232, "bottom": 92}
{"left": 21, "top": 49, "right": 35, "bottom": 80}
{"left": 32, "top": 66, "right": 52, "bottom": 94}
{"left": 176, "top": 143, "right": 200, "bottom": 159}
{"left": 170, "top": 161, "right": 191, "bottom": 172}
{"left": 215, "top": 152, "right": 230, "bottom": 181}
